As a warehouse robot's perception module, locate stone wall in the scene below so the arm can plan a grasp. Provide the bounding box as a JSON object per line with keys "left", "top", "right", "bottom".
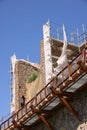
{"left": 14, "top": 60, "right": 39, "bottom": 111}
{"left": 26, "top": 73, "right": 42, "bottom": 102}
{"left": 40, "top": 39, "right": 79, "bottom": 86}
{"left": 40, "top": 40, "right": 46, "bottom": 86}
{"left": 30, "top": 87, "right": 87, "bottom": 130}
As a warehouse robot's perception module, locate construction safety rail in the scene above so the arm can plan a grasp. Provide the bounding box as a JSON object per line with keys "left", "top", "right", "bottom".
{"left": 78, "top": 32, "right": 87, "bottom": 44}
{"left": 0, "top": 44, "right": 87, "bottom": 130}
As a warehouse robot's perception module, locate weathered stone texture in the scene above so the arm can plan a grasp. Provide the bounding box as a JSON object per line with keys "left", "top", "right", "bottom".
{"left": 14, "top": 60, "right": 39, "bottom": 111}
{"left": 40, "top": 41, "right": 46, "bottom": 86}
{"left": 40, "top": 39, "right": 79, "bottom": 86}
{"left": 26, "top": 73, "right": 42, "bottom": 102}
{"left": 30, "top": 88, "right": 87, "bottom": 130}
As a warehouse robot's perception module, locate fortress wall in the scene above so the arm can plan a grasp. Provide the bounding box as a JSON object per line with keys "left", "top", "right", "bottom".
{"left": 30, "top": 87, "right": 87, "bottom": 130}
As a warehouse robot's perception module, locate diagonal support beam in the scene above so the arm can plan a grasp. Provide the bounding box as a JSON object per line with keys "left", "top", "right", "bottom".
{"left": 21, "top": 124, "right": 31, "bottom": 130}
{"left": 77, "top": 61, "right": 87, "bottom": 72}
{"left": 38, "top": 114, "right": 54, "bottom": 130}
{"left": 12, "top": 120, "right": 21, "bottom": 130}
{"left": 51, "top": 87, "right": 74, "bottom": 97}
{"left": 50, "top": 86, "right": 80, "bottom": 120}
{"left": 61, "top": 91, "right": 74, "bottom": 97}
{"left": 58, "top": 96, "right": 80, "bottom": 120}
{"left": 56, "top": 90, "right": 74, "bottom": 97}
{"left": 30, "top": 105, "right": 54, "bottom": 130}
{"left": 41, "top": 110, "right": 52, "bottom": 116}
{"left": 12, "top": 120, "right": 31, "bottom": 130}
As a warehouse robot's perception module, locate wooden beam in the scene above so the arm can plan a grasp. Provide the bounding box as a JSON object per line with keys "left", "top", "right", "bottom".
{"left": 12, "top": 120, "right": 21, "bottom": 130}
{"left": 30, "top": 105, "right": 51, "bottom": 115}
{"left": 60, "top": 91, "right": 74, "bottom": 97}
{"left": 50, "top": 87, "right": 80, "bottom": 120}
{"left": 58, "top": 96, "right": 80, "bottom": 120}
{"left": 30, "top": 105, "right": 54, "bottom": 130}
{"left": 21, "top": 124, "right": 31, "bottom": 130}
{"left": 41, "top": 110, "right": 52, "bottom": 116}
{"left": 38, "top": 114, "right": 54, "bottom": 130}
{"left": 77, "top": 61, "right": 87, "bottom": 72}
{"left": 12, "top": 120, "right": 31, "bottom": 130}
{"left": 50, "top": 86, "right": 74, "bottom": 97}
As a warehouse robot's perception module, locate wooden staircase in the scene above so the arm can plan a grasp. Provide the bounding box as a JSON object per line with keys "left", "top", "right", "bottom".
{"left": 0, "top": 41, "right": 87, "bottom": 130}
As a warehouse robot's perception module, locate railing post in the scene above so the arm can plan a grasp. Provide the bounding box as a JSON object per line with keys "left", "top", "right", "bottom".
{"left": 7, "top": 120, "right": 9, "bottom": 129}
{"left": 12, "top": 113, "right": 15, "bottom": 122}
{"left": 61, "top": 67, "right": 65, "bottom": 82}
{"left": 25, "top": 104, "right": 27, "bottom": 114}
{"left": 35, "top": 96, "right": 37, "bottom": 106}
{"left": 30, "top": 98, "right": 34, "bottom": 106}
{"left": 44, "top": 86, "right": 47, "bottom": 98}
{"left": 85, "top": 40, "right": 87, "bottom": 65}
{"left": 68, "top": 62, "right": 72, "bottom": 80}
{"left": 40, "top": 91, "right": 42, "bottom": 101}
{"left": 4, "top": 123, "right": 5, "bottom": 130}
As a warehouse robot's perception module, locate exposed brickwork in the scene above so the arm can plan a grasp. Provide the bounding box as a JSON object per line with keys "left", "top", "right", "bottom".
{"left": 30, "top": 88, "right": 87, "bottom": 130}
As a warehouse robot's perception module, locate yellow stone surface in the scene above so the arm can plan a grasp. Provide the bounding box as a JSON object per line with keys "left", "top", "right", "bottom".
{"left": 26, "top": 72, "right": 43, "bottom": 102}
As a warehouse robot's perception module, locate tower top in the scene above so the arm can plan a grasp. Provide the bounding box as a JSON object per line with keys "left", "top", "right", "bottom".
{"left": 43, "top": 20, "right": 51, "bottom": 40}
{"left": 11, "top": 54, "right": 17, "bottom": 73}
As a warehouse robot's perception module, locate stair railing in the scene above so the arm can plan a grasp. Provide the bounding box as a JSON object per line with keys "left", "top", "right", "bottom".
{"left": 0, "top": 46, "right": 86, "bottom": 130}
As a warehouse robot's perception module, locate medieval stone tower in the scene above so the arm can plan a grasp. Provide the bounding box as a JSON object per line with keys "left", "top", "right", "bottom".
{"left": 10, "top": 21, "right": 80, "bottom": 114}
{"left": 10, "top": 55, "right": 41, "bottom": 113}
{"left": 0, "top": 21, "right": 85, "bottom": 130}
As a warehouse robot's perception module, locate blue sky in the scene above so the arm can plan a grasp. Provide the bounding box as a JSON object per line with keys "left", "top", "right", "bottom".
{"left": 0, "top": 0, "right": 87, "bottom": 121}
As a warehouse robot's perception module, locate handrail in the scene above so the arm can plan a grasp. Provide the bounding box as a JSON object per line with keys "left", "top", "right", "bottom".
{"left": 0, "top": 48, "right": 86, "bottom": 130}
{"left": 78, "top": 32, "right": 87, "bottom": 43}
